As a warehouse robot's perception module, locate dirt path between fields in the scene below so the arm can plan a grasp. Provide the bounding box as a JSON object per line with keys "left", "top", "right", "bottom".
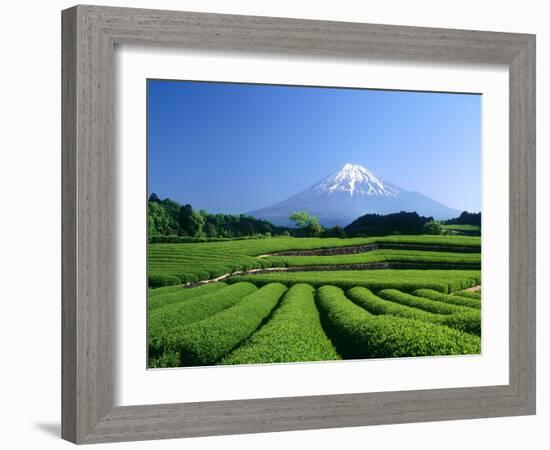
{"left": 181, "top": 261, "right": 480, "bottom": 288}
{"left": 462, "top": 285, "right": 482, "bottom": 292}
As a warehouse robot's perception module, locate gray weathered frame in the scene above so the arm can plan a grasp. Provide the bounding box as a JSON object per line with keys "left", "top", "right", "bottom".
{"left": 61, "top": 4, "right": 536, "bottom": 444}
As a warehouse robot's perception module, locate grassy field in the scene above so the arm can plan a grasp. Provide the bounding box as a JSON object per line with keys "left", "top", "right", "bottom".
{"left": 442, "top": 224, "right": 481, "bottom": 231}
{"left": 441, "top": 224, "right": 481, "bottom": 236}
{"left": 263, "top": 249, "right": 481, "bottom": 267}
{"left": 148, "top": 235, "right": 481, "bottom": 286}
{"left": 147, "top": 234, "right": 482, "bottom": 367}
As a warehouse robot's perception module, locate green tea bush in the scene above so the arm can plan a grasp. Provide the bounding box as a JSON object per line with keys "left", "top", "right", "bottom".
{"left": 147, "top": 282, "right": 228, "bottom": 311}
{"left": 164, "top": 283, "right": 288, "bottom": 366}
{"left": 148, "top": 273, "right": 181, "bottom": 288}
{"left": 377, "top": 289, "right": 469, "bottom": 315}
{"left": 148, "top": 285, "right": 184, "bottom": 298}
{"left": 148, "top": 282, "right": 257, "bottom": 357}
{"left": 413, "top": 289, "right": 481, "bottom": 309}
{"left": 174, "top": 271, "right": 211, "bottom": 283}
{"left": 438, "top": 310, "right": 481, "bottom": 336}
{"left": 347, "top": 287, "right": 480, "bottom": 336}
{"left": 454, "top": 290, "right": 482, "bottom": 300}
{"left": 222, "top": 284, "right": 340, "bottom": 364}
{"left": 316, "top": 286, "right": 480, "bottom": 358}
{"left": 148, "top": 350, "right": 180, "bottom": 368}
{"left": 446, "top": 278, "right": 479, "bottom": 292}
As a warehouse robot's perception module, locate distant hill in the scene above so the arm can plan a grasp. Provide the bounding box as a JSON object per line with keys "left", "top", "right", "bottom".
{"left": 445, "top": 211, "right": 481, "bottom": 226}
{"left": 248, "top": 163, "right": 460, "bottom": 227}
{"left": 345, "top": 211, "right": 433, "bottom": 236}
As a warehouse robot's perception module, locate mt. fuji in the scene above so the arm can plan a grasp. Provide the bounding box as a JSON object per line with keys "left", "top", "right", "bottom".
{"left": 248, "top": 163, "right": 460, "bottom": 227}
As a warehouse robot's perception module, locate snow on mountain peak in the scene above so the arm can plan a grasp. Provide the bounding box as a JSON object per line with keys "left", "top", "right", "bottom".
{"left": 248, "top": 162, "right": 460, "bottom": 225}
{"left": 315, "top": 163, "right": 399, "bottom": 197}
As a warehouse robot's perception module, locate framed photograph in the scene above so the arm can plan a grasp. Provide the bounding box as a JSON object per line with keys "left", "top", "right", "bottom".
{"left": 62, "top": 5, "right": 536, "bottom": 444}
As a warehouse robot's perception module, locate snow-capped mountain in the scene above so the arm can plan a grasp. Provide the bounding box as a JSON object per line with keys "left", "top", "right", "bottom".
{"left": 315, "top": 163, "right": 400, "bottom": 197}
{"left": 248, "top": 163, "right": 460, "bottom": 227}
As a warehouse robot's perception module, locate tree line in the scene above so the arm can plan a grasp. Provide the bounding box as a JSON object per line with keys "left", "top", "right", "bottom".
{"left": 344, "top": 211, "right": 440, "bottom": 236}
{"left": 444, "top": 211, "right": 481, "bottom": 226}
{"left": 148, "top": 193, "right": 479, "bottom": 240}
{"left": 148, "top": 194, "right": 290, "bottom": 240}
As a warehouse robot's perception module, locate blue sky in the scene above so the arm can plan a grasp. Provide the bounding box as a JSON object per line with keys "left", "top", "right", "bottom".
{"left": 147, "top": 79, "right": 481, "bottom": 214}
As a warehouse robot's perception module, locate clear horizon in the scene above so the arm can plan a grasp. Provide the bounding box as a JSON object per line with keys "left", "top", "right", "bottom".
{"left": 147, "top": 79, "right": 481, "bottom": 214}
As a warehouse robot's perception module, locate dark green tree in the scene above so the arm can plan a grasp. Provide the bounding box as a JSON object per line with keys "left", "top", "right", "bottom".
{"left": 178, "top": 204, "right": 205, "bottom": 237}
{"left": 148, "top": 192, "right": 161, "bottom": 203}
{"left": 204, "top": 222, "right": 218, "bottom": 238}
{"left": 303, "top": 222, "right": 323, "bottom": 237}
{"left": 345, "top": 211, "right": 432, "bottom": 236}
{"left": 423, "top": 220, "right": 444, "bottom": 235}
{"left": 445, "top": 211, "right": 481, "bottom": 226}
{"left": 148, "top": 201, "right": 178, "bottom": 236}
{"left": 147, "top": 195, "right": 291, "bottom": 240}
{"left": 324, "top": 225, "right": 347, "bottom": 238}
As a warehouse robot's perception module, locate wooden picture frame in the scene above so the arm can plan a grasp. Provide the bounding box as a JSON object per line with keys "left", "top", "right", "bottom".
{"left": 62, "top": 5, "right": 536, "bottom": 444}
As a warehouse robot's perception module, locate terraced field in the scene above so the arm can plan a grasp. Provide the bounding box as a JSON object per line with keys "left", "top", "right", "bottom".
{"left": 147, "top": 235, "right": 481, "bottom": 367}
{"left": 148, "top": 235, "right": 480, "bottom": 286}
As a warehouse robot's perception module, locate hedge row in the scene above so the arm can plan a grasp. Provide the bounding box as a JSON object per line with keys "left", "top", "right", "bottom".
{"left": 162, "top": 283, "right": 288, "bottom": 366}
{"left": 148, "top": 285, "right": 184, "bottom": 298}
{"left": 149, "top": 266, "right": 244, "bottom": 287}
{"left": 438, "top": 310, "right": 481, "bottom": 336}
{"left": 222, "top": 284, "right": 340, "bottom": 365}
{"left": 454, "top": 290, "right": 482, "bottom": 300}
{"left": 148, "top": 282, "right": 257, "bottom": 357}
{"left": 148, "top": 273, "right": 182, "bottom": 288}
{"left": 347, "top": 287, "right": 480, "bottom": 336}
{"left": 315, "top": 286, "right": 480, "bottom": 358}
{"left": 347, "top": 287, "right": 437, "bottom": 322}
{"left": 377, "top": 289, "right": 469, "bottom": 315}
{"left": 228, "top": 269, "right": 481, "bottom": 294}
{"left": 413, "top": 288, "right": 481, "bottom": 310}
{"left": 148, "top": 260, "right": 276, "bottom": 287}
{"left": 266, "top": 250, "right": 481, "bottom": 269}
{"left": 233, "top": 277, "right": 449, "bottom": 294}
{"left": 147, "top": 282, "right": 227, "bottom": 311}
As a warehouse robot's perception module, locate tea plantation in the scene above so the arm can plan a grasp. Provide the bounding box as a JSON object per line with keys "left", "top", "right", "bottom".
{"left": 147, "top": 235, "right": 481, "bottom": 367}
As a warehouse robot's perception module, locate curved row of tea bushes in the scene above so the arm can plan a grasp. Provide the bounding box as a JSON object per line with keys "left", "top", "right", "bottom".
{"left": 147, "top": 235, "right": 481, "bottom": 287}
{"left": 413, "top": 288, "right": 481, "bottom": 309}
{"left": 163, "top": 283, "right": 288, "bottom": 366}
{"left": 149, "top": 273, "right": 183, "bottom": 288}
{"left": 377, "top": 289, "right": 469, "bottom": 315}
{"left": 453, "top": 290, "right": 482, "bottom": 300}
{"left": 148, "top": 285, "right": 185, "bottom": 299}
{"left": 222, "top": 284, "right": 340, "bottom": 365}
{"left": 147, "top": 282, "right": 228, "bottom": 311}
{"left": 148, "top": 282, "right": 257, "bottom": 356}
{"left": 347, "top": 287, "right": 480, "bottom": 336}
{"left": 446, "top": 276, "right": 482, "bottom": 293}
{"left": 316, "top": 286, "right": 480, "bottom": 358}
{"left": 266, "top": 250, "right": 481, "bottom": 269}
{"left": 438, "top": 310, "right": 481, "bottom": 336}
{"left": 228, "top": 269, "right": 481, "bottom": 294}
{"left": 347, "top": 287, "right": 438, "bottom": 322}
